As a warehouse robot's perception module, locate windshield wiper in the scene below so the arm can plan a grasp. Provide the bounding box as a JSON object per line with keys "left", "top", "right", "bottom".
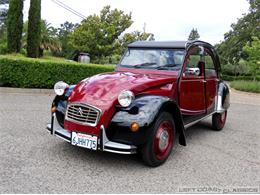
{"left": 132, "top": 62, "right": 157, "bottom": 68}
{"left": 121, "top": 63, "right": 178, "bottom": 69}
{"left": 156, "top": 64, "right": 177, "bottom": 70}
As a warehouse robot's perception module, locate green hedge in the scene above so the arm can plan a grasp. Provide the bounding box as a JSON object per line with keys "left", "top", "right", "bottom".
{"left": 0, "top": 55, "right": 114, "bottom": 88}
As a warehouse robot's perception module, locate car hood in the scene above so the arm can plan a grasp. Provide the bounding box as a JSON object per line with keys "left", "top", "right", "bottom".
{"left": 68, "top": 71, "right": 177, "bottom": 107}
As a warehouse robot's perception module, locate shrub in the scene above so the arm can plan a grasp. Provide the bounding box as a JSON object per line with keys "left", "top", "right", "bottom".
{"left": 19, "top": 48, "right": 27, "bottom": 56}
{"left": 222, "top": 63, "right": 236, "bottom": 75}
{"left": 222, "top": 60, "right": 250, "bottom": 76}
{"left": 243, "top": 37, "right": 260, "bottom": 81}
{"left": 0, "top": 42, "right": 8, "bottom": 54}
{"left": 0, "top": 55, "right": 114, "bottom": 88}
{"left": 90, "top": 54, "right": 121, "bottom": 65}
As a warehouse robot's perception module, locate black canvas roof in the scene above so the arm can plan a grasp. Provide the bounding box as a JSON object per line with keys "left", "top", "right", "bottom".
{"left": 128, "top": 41, "right": 189, "bottom": 49}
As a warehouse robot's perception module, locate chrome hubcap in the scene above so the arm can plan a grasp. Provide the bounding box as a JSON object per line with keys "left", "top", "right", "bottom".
{"left": 158, "top": 130, "right": 169, "bottom": 151}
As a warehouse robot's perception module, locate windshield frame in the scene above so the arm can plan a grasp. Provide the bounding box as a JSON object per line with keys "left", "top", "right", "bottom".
{"left": 117, "top": 48, "right": 186, "bottom": 73}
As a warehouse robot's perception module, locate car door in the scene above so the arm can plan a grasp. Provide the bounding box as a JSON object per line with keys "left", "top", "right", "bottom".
{"left": 179, "top": 46, "right": 206, "bottom": 116}
{"left": 204, "top": 49, "right": 218, "bottom": 113}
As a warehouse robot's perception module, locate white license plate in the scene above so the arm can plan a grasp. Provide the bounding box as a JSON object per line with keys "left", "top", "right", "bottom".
{"left": 71, "top": 132, "right": 98, "bottom": 150}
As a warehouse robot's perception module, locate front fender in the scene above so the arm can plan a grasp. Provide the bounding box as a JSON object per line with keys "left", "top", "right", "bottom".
{"left": 109, "top": 95, "right": 186, "bottom": 146}
{"left": 52, "top": 85, "right": 76, "bottom": 128}
{"left": 112, "top": 95, "right": 170, "bottom": 127}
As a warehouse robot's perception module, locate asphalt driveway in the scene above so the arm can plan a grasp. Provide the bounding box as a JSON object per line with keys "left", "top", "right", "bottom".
{"left": 0, "top": 87, "right": 259, "bottom": 193}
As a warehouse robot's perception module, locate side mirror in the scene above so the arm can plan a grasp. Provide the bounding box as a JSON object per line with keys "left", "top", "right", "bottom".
{"left": 184, "top": 67, "right": 200, "bottom": 76}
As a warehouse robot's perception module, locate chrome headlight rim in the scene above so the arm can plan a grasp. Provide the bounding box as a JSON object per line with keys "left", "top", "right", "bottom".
{"left": 118, "top": 90, "right": 135, "bottom": 107}
{"left": 54, "top": 81, "right": 69, "bottom": 96}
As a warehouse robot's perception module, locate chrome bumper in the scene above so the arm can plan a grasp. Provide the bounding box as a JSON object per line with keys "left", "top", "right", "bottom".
{"left": 46, "top": 113, "right": 137, "bottom": 154}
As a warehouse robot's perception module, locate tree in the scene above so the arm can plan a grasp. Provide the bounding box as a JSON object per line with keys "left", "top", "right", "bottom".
{"left": 249, "top": 0, "right": 260, "bottom": 14}
{"left": 57, "top": 21, "right": 79, "bottom": 57}
{"left": 0, "top": 0, "right": 8, "bottom": 27}
{"left": 188, "top": 28, "right": 200, "bottom": 41}
{"left": 115, "top": 30, "right": 154, "bottom": 55}
{"left": 27, "top": 0, "right": 41, "bottom": 58}
{"left": 217, "top": 14, "right": 260, "bottom": 65}
{"left": 69, "top": 5, "right": 133, "bottom": 62}
{"left": 0, "top": 0, "right": 9, "bottom": 54}
{"left": 6, "top": 0, "right": 23, "bottom": 53}
{"left": 243, "top": 37, "right": 260, "bottom": 80}
{"left": 216, "top": 0, "right": 260, "bottom": 65}
{"left": 121, "top": 30, "right": 154, "bottom": 44}
{"left": 39, "top": 20, "right": 61, "bottom": 56}
{"left": 23, "top": 20, "right": 61, "bottom": 56}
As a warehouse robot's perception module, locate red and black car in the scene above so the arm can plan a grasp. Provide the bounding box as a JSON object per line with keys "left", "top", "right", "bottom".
{"left": 46, "top": 40, "right": 230, "bottom": 167}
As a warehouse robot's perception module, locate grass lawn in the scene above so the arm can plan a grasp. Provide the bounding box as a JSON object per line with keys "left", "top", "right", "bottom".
{"left": 230, "top": 80, "right": 260, "bottom": 93}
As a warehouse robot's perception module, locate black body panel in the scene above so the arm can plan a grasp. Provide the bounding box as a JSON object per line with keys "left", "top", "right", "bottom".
{"left": 52, "top": 85, "right": 75, "bottom": 128}
{"left": 107, "top": 95, "right": 186, "bottom": 146}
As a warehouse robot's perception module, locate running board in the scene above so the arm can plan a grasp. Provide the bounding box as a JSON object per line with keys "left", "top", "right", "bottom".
{"left": 184, "top": 112, "right": 216, "bottom": 129}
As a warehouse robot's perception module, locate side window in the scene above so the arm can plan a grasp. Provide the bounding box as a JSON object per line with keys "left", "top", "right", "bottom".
{"left": 205, "top": 53, "right": 217, "bottom": 78}
{"left": 187, "top": 54, "right": 200, "bottom": 68}
{"left": 185, "top": 46, "right": 203, "bottom": 77}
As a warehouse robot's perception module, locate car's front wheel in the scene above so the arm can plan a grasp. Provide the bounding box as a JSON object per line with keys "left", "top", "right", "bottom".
{"left": 212, "top": 111, "right": 227, "bottom": 130}
{"left": 141, "top": 112, "right": 175, "bottom": 167}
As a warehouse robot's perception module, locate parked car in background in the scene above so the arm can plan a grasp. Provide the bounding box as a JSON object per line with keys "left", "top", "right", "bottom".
{"left": 46, "top": 40, "right": 230, "bottom": 167}
{"left": 70, "top": 52, "right": 90, "bottom": 63}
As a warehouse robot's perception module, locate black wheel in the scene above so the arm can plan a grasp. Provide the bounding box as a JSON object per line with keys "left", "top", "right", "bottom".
{"left": 212, "top": 111, "right": 227, "bottom": 131}
{"left": 141, "top": 112, "right": 176, "bottom": 167}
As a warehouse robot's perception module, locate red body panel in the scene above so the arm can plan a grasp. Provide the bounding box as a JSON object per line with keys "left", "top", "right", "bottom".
{"left": 64, "top": 70, "right": 178, "bottom": 136}
{"left": 205, "top": 76, "right": 218, "bottom": 112}
{"left": 179, "top": 76, "right": 206, "bottom": 115}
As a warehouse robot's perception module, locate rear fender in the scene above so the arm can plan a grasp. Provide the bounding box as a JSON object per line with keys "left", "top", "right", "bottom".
{"left": 216, "top": 81, "right": 230, "bottom": 113}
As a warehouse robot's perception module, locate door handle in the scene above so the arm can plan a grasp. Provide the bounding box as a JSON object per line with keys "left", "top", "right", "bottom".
{"left": 201, "top": 80, "right": 207, "bottom": 83}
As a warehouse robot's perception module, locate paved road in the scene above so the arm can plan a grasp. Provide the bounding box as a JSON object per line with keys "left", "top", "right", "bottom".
{"left": 0, "top": 88, "right": 259, "bottom": 193}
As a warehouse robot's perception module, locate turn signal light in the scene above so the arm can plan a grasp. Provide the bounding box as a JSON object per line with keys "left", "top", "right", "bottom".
{"left": 130, "top": 122, "right": 139, "bottom": 132}
{"left": 51, "top": 106, "right": 57, "bottom": 113}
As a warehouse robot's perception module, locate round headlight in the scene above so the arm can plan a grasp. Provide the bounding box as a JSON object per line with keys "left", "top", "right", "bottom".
{"left": 118, "top": 90, "right": 135, "bottom": 107}
{"left": 54, "top": 81, "right": 69, "bottom": 96}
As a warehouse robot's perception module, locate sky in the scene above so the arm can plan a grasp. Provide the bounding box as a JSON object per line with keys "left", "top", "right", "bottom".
{"left": 23, "top": 0, "right": 250, "bottom": 44}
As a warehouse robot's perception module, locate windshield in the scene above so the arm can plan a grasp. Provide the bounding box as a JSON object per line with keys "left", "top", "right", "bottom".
{"left": 119, "top": 48, "right": 185, "bottom": 72}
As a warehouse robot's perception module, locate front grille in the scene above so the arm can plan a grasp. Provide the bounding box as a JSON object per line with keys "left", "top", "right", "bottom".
{"left": 65, "top": 103, "right": 101, "bottom": 126}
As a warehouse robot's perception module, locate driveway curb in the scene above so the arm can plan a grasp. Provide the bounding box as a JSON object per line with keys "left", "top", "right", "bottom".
{"left": 0, "top": 87, "right": 54, "bottom": 94}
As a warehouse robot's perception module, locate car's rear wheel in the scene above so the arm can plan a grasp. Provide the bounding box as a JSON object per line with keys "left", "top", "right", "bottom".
{"left": 212, "top": 111, "right": 227, "bottom": 131}
{"left": 141, "top": 112, "right": 175, "bottom": 167}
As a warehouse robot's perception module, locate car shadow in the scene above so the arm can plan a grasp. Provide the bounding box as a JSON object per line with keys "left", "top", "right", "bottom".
{"left": 57, "top": 140, "right": 145, "bottom": 168}
{"left": 55, "top": 120, "right": 216, "bottom": 168}
{"left": 184, "top": 119, "right": 217, "bottom": 140}
{"left": 185, "top": 120, "right": 212, "bottom": 133}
